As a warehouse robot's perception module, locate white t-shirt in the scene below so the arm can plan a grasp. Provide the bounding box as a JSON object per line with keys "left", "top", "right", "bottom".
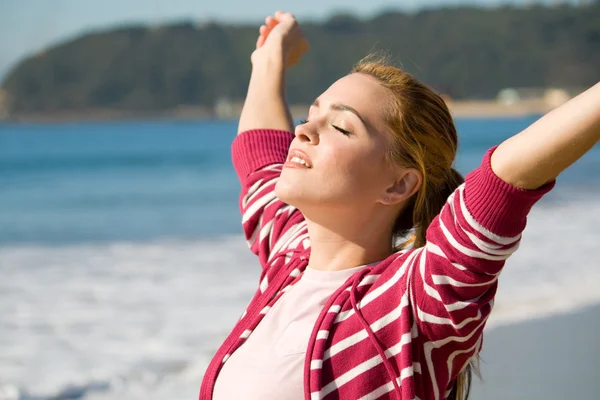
{"left": 213, "top": 265, "right": 367, "bottom": 399}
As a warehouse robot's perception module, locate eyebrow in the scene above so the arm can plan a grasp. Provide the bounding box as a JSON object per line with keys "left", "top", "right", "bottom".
{"left": 311, "top": 98, "right": 368, "bottom": 127}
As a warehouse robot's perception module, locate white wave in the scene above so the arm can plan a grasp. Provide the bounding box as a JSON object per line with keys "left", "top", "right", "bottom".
{"left": 0, "top": 236, "right": 260, "bottom": 400}
{"left": 1, "top": 196, "right": 599, "bottom": 399}
{"left": 486, "top": 196, "right": 600, "bottom": 329}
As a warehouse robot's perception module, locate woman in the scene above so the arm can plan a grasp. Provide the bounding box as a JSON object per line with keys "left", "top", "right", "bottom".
{"left": 200, "top": 11, "right": 600, "bottom": 400}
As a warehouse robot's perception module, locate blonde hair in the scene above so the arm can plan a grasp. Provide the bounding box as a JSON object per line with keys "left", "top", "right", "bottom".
{"left": 352, "top": 56, "right": 480, "bottom": 399}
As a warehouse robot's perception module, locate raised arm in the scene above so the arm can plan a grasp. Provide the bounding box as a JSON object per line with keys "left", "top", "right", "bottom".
{"left": 233, "top": 12, "right": 310, "bottom": 274}
{"left": 411, "top": 82, "right": 600, "bottom": 343}
{"left": 238, "top": 11, "right": 309, "bottom": 135}
{"left": 404, "top": 83, "right": 599, "bottom": 397}
{"left": 404, "top": 151, "right": 554, "bottom": 399}
{"left": 492, "top": 82, "right": 600, "bottom": 189}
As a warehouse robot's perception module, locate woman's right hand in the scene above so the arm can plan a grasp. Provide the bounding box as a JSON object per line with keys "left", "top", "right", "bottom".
{"left": 251, "top": 11, "right": 309, "bottom": 68}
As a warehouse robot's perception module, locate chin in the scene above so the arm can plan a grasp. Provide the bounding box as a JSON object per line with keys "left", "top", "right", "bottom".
{"left": 275, "top": 176, "right": 323, "bottom": 211}
{"left": 276, "top": 179, "right": 343, "bottom": 215}
{"left": 274, "top": 177, "right": 300, "bottom": 207}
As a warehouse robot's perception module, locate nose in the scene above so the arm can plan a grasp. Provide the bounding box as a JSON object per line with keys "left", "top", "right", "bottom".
{"left": 294, "top": 121, "right": 319, "bottom": 145}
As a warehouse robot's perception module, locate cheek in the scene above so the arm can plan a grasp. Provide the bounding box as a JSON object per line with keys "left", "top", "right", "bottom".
{"left": 275, "top": 141, "right": 390, "bottom": 207}
{"left": 320, "top": 145, "right": 387, "bottom": 195}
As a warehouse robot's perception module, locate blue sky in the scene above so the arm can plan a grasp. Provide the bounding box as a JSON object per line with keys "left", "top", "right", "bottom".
{"left": 0, "top": 0, "right": 579, "bottom": 80}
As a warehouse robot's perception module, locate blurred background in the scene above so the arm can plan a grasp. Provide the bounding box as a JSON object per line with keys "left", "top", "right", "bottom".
{"left": 0, "top": 1, "right": 599, "bottom": 399}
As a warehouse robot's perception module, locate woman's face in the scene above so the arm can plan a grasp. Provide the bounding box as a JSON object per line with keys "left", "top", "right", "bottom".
{"left": 275, "top": 73, "right": 399, "bottom": 213}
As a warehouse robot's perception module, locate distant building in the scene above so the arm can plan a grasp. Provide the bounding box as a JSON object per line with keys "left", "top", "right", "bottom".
{"left": 544, "top": 88, "right": 572, "bottom": 108}
{"left": 497, "top": 88, "right": 544, "bottom": 104}
{"left": 214, "top": 97, "right": 242, "bottom": 119}
{"left": 497, "top": 87, "right": 571, "bottom": 108}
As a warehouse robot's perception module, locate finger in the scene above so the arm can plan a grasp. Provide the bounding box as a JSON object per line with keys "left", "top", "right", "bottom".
{"left": 259, "top": 25, "right": 267, "bottom": 35}
{"left": 266, "top": 16, "right": 278, "bottom": 30}
{"left": 276, "top": 10, "right": 294, "bottom": 22}
{"left": 256, "top": 35, "right": 265, "bottom": 48}
{"left": 261, "top": 24, "right": 273, "bottom": 41}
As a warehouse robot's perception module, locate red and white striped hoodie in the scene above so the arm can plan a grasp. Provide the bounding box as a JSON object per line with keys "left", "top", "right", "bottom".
{"left": 199, "top": 129, "right": 553, "bottom": 400}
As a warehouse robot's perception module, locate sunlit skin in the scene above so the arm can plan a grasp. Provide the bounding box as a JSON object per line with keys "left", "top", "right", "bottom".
{"left": 241, "top": 10, "right": 600, "bottom": 274}
{"left": 274, "top": 73, "right": 421, "bottom": 271}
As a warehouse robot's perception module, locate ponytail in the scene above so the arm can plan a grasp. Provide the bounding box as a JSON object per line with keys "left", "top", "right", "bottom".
{"left": 448, "top": 356, "right": 481, "bottom": 400}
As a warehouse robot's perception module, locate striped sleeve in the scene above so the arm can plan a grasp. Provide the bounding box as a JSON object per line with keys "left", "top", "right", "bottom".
{"left": 410, "top": 147, "right": 554, "bottom": 397}
{"left": 232, "top": 129, "right": 308, "bottom": 271}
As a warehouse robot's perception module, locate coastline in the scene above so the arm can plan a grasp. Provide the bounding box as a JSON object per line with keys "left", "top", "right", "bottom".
{"left": 471, "top": 304, "right": 600, "bottom": 399}
{"left": 444, "top": 99, "right": 551, "bottom": 118}
{"left": 0, "top": 100, "right": 554, "bottom": 124}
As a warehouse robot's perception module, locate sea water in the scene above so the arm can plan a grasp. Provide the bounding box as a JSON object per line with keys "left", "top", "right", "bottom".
{"left": 1, "top": 118, "right": 599, "bottom": 399}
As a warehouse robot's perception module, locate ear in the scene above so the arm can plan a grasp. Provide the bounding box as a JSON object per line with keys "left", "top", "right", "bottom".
{"left": 379, "top": 168, "right": 422, "bottom": 205}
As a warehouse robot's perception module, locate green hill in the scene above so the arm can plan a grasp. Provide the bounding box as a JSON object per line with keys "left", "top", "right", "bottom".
{"left": 1, "top": 4, "right": 599, "bottom": 116}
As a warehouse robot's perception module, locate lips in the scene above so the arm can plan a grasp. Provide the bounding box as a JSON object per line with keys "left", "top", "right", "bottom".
{"left": 285, "top": 149, "right": 313, "bottom": 169}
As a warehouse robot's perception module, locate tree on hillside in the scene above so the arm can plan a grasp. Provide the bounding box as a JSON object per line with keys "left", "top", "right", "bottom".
{"left": 1, "top": 5, "right": 599, "bottom": 115}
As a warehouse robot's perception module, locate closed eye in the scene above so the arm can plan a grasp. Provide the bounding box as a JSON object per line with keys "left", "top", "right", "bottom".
{"left": 332, "top": 124, "right": 351, "bottom": 135}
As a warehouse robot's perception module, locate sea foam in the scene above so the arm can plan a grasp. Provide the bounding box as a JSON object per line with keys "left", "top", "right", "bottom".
{"left": 1, "top": 196, "right": 599, "bottom": 399}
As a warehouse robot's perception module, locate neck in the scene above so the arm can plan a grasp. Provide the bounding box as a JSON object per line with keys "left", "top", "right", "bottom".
{"left": 304, "top": 207, "right": 396, "bottom": 271}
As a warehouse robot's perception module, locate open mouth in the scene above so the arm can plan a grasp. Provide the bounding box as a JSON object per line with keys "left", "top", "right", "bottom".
{"left": 285, "top": 149, "right": 313, "bottom": 168}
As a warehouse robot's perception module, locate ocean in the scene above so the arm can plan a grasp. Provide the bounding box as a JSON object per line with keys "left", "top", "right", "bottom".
{"left": 1, "top": 118, "right": 599, "bottom": 400}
